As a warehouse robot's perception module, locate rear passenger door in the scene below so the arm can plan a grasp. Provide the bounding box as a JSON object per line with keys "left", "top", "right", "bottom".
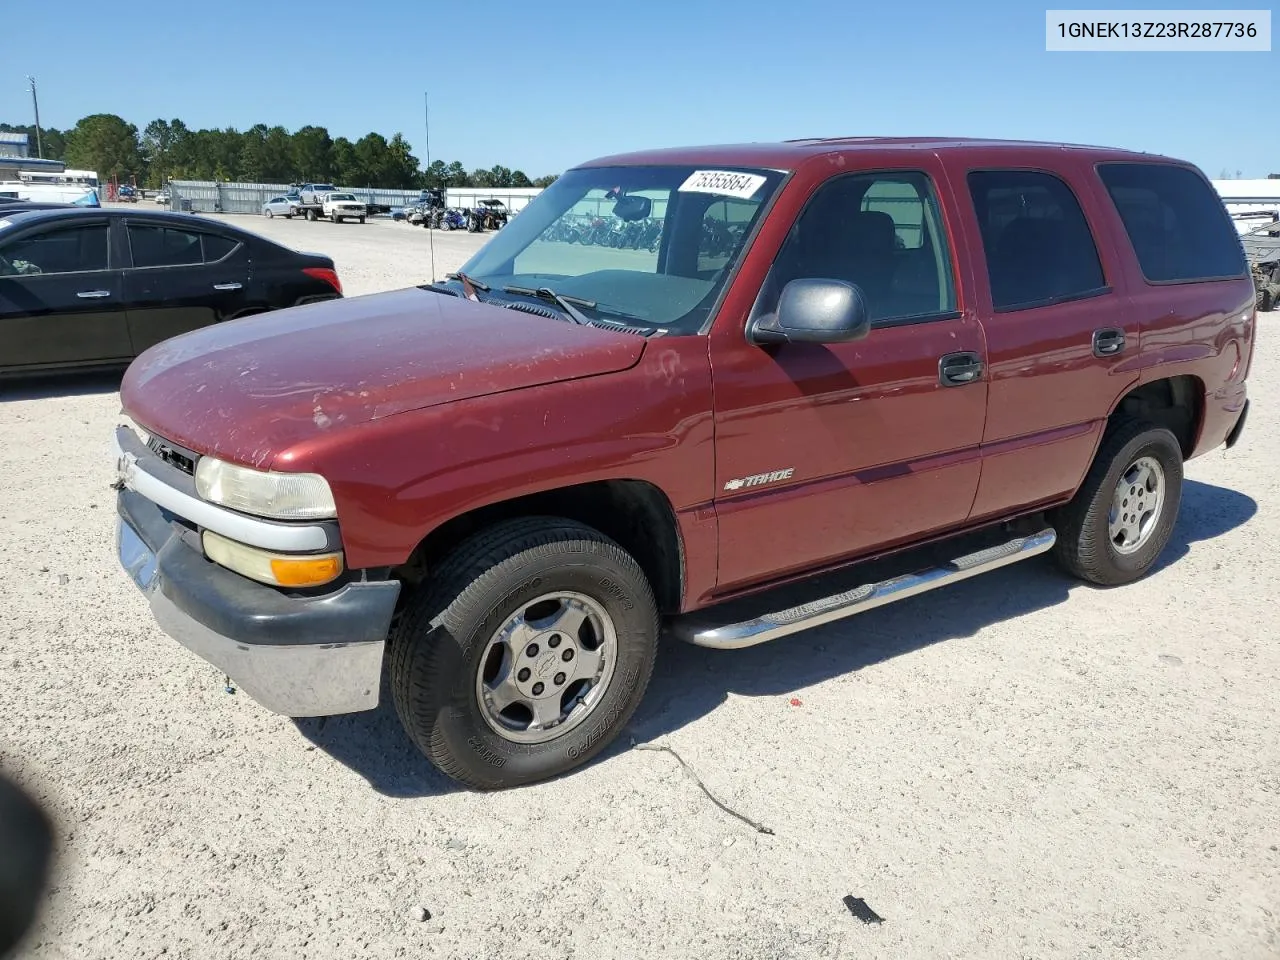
{"left": 961, "top": 167, "right": 1140, "bottom": 521}
{"left": 123, "top": 222, "right": 250, "bottom": 354}
{"left": 0, "top": 218, "right": 132, "bottom": 371}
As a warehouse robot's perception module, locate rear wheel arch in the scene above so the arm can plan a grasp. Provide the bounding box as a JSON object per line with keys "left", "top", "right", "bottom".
{"left": 1105, "top": 375, "right": 1204, "bottom": 458}
{"left": 393, "top": 479, "right": 686, "bottom": 616}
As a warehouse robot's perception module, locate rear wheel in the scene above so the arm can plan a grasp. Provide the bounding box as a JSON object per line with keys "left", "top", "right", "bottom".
{"left": 388, "top": 517, "right": 659, "bottom": 790}
{"left": 307, "top": 208, "right": 317, "bottom": 221}
{"left": 1050, "top": 419, "right": 1184, "bottom": 586}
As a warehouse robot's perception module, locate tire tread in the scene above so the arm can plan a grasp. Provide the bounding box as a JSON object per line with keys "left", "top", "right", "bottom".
{"left": 1051, "top": 418, "right": 1182, "bottom": 586}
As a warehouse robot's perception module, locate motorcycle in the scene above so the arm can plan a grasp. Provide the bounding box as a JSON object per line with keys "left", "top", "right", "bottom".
{"left": 637, "top": 217, "right": 664, "bottom": 251}
{"left": 437, "top": 208, "right": 467, "bottom": 231}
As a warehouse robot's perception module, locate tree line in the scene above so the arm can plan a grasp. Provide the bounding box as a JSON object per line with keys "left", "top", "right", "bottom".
{"left": 1, "top": 115, "right": 560, "bottom": 190}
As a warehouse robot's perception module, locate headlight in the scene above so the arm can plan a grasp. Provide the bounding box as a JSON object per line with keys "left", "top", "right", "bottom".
{"left": 194, "top": 456, "right": 336, "bottom": 520}
{"left": 202, "top": 530, "right": 343, "bottom": 587}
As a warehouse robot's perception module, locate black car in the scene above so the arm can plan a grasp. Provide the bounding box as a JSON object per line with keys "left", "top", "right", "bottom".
{"left": 0, "top": 208, "right": 343, "bottom": 377}
{"left": 0, "top": 200, "right": 81, "bottom": 214}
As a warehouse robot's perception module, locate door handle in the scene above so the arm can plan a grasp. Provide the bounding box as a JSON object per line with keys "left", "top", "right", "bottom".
{"left": 76, "top": 289, "right": 111, "bottom": 299}
{"left": 212, "top": 282, "right": 243, "bottom": 291}
{"left": 939, "top": 351, "right": 983, "bottom": 387}
{"left": 1092, "top": 328, "right": 1126, "bottom": 357}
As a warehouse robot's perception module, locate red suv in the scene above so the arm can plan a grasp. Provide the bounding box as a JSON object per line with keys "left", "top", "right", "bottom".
{"left": 112, "top": 138, "right": 1255, "bottom": 789}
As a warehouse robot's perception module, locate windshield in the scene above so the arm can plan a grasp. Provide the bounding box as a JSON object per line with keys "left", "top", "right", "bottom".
{"left": 452, "top": 164, "right": 785, "bottom": 335}
{"left": 329, "top": 194, "right": 356, "bottom": 201}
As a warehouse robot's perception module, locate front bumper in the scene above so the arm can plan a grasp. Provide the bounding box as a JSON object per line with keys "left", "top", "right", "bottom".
{"left": 116, "top": 486, "right": 400, "bottom": 717}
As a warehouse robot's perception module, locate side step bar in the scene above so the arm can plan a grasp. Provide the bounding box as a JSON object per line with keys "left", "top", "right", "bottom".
{"left": 672, "top": 528, "right": 1057, "bottom": 650}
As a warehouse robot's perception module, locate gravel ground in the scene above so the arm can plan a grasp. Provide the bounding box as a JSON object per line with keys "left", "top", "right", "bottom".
{"left": 1, "top": 213, "right": 1277, "bottom": 960}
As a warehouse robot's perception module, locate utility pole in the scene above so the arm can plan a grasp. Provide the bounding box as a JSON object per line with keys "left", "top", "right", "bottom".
{"left": 26, "top": 76, "right": 43, "bottom": 158}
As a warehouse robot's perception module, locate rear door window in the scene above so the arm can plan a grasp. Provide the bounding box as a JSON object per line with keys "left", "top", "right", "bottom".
{"left": 1097, "top": 162, "right": 1247, "bottom": 283}
{"left": 129, "top": 225, "right": 238, "bottom": 267}
{"left": 128, "top": 225, "right": 203, "bottom": 268}
{"left": 967, "top": 170, "right": 1107, "bottom": 311}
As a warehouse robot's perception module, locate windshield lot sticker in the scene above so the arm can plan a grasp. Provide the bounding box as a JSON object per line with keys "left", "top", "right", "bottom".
{"left": 679, "top": 170, "right": 767, "bottom": 199}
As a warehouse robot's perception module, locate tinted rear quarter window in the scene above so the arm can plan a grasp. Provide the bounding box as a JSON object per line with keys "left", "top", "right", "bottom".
{"left": 202, "top": 234, "right": 237, "bottom": 263}
{"left": 967, "top": 170, "right": 1107, "bottom": 311}
{"left": 1097, "top": 162, "right": 1246, "bottom": 283}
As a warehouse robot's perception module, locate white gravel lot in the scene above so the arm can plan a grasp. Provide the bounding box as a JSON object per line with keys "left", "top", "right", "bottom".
{"left": 1, "top": 211, "right": 1277, "bottom": 960}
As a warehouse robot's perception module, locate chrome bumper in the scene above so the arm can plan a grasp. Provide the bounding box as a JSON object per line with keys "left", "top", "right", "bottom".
{"left": 117, "top": 514, "right": 392, "bottom": 717}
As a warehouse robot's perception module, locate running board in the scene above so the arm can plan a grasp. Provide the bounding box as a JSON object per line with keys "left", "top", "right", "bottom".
{"left": 671, "top": 528, "right": 1057, "bottom": 650}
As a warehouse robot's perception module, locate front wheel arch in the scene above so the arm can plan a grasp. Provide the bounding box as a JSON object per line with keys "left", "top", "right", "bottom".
{"left": 392, "top": 479, "right": 686, "bottom": 617}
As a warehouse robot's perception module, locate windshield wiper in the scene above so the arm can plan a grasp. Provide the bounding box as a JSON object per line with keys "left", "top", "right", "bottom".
{"left": 446, "top": 271, "right": 490, "bottom": 298}
{"left": 503, "top": 285, "right": 591, "bottom": 325}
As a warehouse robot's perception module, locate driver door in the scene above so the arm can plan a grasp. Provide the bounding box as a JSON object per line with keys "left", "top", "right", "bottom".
{"left": 0, "top": 217, "right": 132, "bottom": 372}
{"left": 708, "top": 165, "right": 989, "bottom": 593}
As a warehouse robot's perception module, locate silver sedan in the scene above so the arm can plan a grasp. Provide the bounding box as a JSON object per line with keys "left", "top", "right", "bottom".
{"left": 261, "top": 196, "right": 297, "bottom": 218}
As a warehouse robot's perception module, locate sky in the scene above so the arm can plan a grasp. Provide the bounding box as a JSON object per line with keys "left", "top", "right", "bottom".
{"left": 4, "top": 0, "right": 1277, "bottom": 178}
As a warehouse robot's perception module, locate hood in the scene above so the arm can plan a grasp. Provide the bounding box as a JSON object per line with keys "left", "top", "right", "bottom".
{"left": 120, "top": 287, "right": 646, "bottom": 469}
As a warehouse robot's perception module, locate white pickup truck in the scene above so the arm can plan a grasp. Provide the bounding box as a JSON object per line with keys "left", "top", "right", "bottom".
{"left": 321, "top": 193, "right": 367, "bottom": 224}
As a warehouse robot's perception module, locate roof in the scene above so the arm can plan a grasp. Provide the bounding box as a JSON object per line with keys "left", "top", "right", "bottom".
{"left": 0, "top": 208, "right": 254, "bottom": 233}
{"left": 0, "top": 132, "right": 30, "bottom": 146}
{"left": 579, "top": 137, "right": 1180, "bottom": 171}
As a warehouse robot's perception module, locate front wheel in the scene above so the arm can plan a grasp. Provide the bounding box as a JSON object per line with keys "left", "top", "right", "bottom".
{"left": 1050, "top": 419, "right": 1184, "bottom": 586}
{"left": 358, "top": 216, "right": 366, "bottom": 224}
{"left": 389, "top": 517, "right": 660, "bottom": 790}
{"left": 265, "top": 209, "right": 274, "bottom": 218}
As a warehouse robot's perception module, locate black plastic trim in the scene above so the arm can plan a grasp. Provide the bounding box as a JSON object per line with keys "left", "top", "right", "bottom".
{"left": 119, "top": 488, "right": 399, "bottom": 648}
{"left": 1225, "top": 399, "right": 1249, "bottom": 449}
{"left": 991, "top": 286, "right": 1113, "bottom": 315}
{"left": 872, "top": 310, "right": 963, "bottom": 330}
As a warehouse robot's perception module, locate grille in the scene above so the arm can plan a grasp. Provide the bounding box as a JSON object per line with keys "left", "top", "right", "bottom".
{"left": 147, "top": 435, "right": 197, "bottom": 476}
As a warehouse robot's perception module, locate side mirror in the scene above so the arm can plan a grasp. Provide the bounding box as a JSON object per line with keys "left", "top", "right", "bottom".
{"left": 612, "top": 195, "right": 652, "bottom": 222}
{"left": 748, "top": 278, "right": 871, "bottom": 345}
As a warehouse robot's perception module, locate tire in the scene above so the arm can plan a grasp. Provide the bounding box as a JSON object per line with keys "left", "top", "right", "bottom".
{"left": 358, "top": 216, "right": 366, "bottom": 224}
{"left": 441, "top": 220, "right": 452, "bottom": 231}
{"left": 1258, "top": 286, "right": 1274, "bottom": 312}
{"left": 266, "top": 209, "right": 274, "bottom": 218}
{"left": 307, "top": 208, "right": 317, "bottom": 221}
{"left": 1049, "top": 419, "right": 1184, "bottom": 586}
{"left": 388, "top": 517, "right": 660, "bottom": 790}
